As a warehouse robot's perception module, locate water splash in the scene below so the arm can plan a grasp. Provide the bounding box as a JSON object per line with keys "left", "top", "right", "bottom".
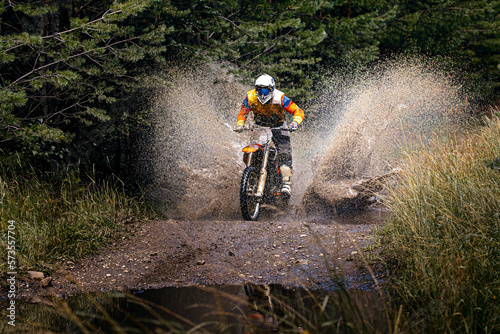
{"left": 146, "top": 64, "right": 247, "bottom": 219}
{"left": 301, "top": 56, "right": 469, "bottom": 214}
{"left": 140, "top": 56, "right": 470, "bottom": 219}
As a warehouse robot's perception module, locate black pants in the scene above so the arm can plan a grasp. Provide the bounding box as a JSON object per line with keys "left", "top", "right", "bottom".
{"left": 271, "top": 128, "right": 292, "bottom": 168}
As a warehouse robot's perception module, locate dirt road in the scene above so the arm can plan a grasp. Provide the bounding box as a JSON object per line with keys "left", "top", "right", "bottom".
{"left": 18, "top": 209, "right": 388, "bottom": 301}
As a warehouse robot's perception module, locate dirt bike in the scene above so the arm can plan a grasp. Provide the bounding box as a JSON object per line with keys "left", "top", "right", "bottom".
{"left": 235, "top": 124, "right": 293, "bottom": 221}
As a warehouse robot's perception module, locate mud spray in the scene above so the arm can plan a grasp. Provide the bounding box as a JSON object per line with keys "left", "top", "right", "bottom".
{"left": 141, "top": 57, "right": 469, "bottom": 220}
{"left": 300, "top": 56, "right": 470, "bottom": 215}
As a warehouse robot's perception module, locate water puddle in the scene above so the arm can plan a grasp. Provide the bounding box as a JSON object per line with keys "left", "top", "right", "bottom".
{"left": 9, "top": 284, "right": 390, "bottom": 333}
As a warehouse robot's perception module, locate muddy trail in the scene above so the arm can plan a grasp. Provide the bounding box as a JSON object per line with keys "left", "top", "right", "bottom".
{"left": 19, "top": 210, "right": 388, "bottom": 302}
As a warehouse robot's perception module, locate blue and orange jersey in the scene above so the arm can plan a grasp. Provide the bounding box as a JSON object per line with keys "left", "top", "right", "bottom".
{"left": 237, "top": 89, "right": 304, "bottom": 127}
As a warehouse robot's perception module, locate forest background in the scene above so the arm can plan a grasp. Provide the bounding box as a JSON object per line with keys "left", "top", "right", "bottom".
{"left": 1, "top": 0, "right": 499, "bottom": 183}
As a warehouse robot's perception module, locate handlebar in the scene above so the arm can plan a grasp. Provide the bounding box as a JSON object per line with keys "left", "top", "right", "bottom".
{"left": 233, "top": 124, "right": 295, "bottom": 132}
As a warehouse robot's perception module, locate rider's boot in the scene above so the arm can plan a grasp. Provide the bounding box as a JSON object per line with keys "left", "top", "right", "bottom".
{"left": 280, "top": 166, "right": 293, "bottom": 196}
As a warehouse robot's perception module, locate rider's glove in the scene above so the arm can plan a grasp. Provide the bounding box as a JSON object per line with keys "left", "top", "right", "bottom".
{"left": 234, "top": 125, "right": 244, "bottom": 133}
{"left": 289, "top": 121, "right": 299, "bottom": 131}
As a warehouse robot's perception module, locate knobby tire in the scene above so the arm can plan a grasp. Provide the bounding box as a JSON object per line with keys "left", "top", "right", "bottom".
{"left": 240, "top": 166, "right": 260, "bottom": 221}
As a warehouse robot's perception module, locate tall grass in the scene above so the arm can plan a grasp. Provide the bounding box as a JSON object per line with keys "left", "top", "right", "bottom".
{"left": 382, "top": 116, "right": 500, "bottom": 333}
{"left": 0, "top": 170, "right": 153, "bottom": 271}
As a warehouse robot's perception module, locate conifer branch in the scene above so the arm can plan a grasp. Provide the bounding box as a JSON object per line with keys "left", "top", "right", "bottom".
{"left": 218, "top": 15, "right": 239, "bottom": 28}
{"left": 2, "top": 10, "right": 122, "bottom": 54}
{"left": 41, "top": 10, "right": 123, "bottom": 39}
{"left": 5, "top": 36, "right": 138, "bottom": 88}
{"left": 243, "top": 29, "right": 294, "bottom": 66}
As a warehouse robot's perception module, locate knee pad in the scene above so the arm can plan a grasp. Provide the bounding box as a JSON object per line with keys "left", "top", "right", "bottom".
{"left": 280, "top": 165, "right": 293, "bottom": 179}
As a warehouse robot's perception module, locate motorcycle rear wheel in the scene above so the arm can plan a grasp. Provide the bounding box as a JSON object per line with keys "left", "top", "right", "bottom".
{"left": 240, "top": 166, "right": 260, "bottom": 221}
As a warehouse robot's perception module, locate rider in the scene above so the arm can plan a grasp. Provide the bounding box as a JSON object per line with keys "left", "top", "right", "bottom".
{"left": 235, "top": 74, "right": 304, "bottom": 196}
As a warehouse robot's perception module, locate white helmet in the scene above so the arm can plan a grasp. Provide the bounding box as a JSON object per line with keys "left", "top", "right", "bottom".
{"left": 255, "top": 74, "right": 275, "bottom": 104}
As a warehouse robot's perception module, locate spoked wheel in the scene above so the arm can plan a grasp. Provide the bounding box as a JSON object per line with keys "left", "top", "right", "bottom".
{"left": 240, "top": 166, "right": 261, "bottom": 221}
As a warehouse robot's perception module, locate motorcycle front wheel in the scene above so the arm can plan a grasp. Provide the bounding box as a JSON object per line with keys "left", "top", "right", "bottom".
{"left": 240, "top": 166, "right": 260, "bottom": 221}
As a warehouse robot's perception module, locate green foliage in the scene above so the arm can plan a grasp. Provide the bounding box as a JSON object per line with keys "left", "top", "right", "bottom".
{"left": 381, "top": 0, "right": 500, "bottom": 98}
{"left": 0, "top": 0, "right": 166, "bottom": 174}
{"left": 156, "top": 0, "right": 396, "bottom": 101}
{"left": 156, "top": 0, "right": 498, "bottom": 104}
{"left": 382, "top": 117, "right": 500, "bottom": 333}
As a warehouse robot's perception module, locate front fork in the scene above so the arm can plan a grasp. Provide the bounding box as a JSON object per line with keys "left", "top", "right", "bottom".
{"left": 246, "top": 145, "right": 270, "bottom": 198}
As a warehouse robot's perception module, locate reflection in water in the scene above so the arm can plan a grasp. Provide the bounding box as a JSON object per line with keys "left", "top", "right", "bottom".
{"left": 8, "top": 284, "right": 390, "bottom": 333}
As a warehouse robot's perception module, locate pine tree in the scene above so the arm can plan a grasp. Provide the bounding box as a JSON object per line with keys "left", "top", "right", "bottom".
{"left": 0, "top": 0, "right": 166, "bottom": 173}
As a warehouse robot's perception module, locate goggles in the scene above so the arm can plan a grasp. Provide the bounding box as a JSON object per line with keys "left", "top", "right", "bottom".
{"left": 256, "top": 86, "right": 272, "bottom": 96}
